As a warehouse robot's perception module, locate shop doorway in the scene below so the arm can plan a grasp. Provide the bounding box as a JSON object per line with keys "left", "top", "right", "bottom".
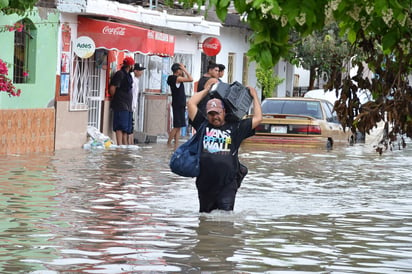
{"left": 200, "top": 53, "right": 216, "bottom": 75}
{"left": 71, "top": 50, "right": 107, "bottom": 131}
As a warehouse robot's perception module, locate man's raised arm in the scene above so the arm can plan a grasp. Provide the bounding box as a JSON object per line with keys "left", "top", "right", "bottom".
{"left": 187, "top": 78, "right": 218, "bottom": 121}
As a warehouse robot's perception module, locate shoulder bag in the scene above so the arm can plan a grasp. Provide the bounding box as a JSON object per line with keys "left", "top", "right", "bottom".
{"left": 169, "top": 122, "right": 206, "bottom": 177}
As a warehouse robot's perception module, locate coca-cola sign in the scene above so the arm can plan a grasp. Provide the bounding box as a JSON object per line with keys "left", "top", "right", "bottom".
{"left": 202, "top": 37, "right": 221, "bottom": 56}
{"left": 102, "top": 26, "right": 126, "bottom": 36}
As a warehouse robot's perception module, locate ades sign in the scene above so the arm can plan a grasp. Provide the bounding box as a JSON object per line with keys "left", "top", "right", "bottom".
{"left": 202, "top": 37, "right": 221, "bottom": 56}
{"left": 74, "top": 36, "right": 96, "bottom": 58}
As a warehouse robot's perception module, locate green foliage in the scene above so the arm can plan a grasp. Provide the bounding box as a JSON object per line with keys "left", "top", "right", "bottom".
{"left": 256, "top": 65, "right": 284, "bottom": 98}
{"left": 1, "top": 0, "right": 38, "bottom": 15}
{"left": 0, "top": 0, "right": 9, "bottom": 10}
{"left": 291, "top": 23, "right": 352, "bottom": 88}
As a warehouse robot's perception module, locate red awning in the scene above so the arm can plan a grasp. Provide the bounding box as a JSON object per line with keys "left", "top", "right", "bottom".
{"left": 77, "top": 17, "right": 175, "bottom": 56}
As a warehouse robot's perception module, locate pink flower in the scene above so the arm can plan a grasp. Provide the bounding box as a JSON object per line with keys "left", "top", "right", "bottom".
{"left": 0, "top": 62, "right": 8, "bottom": 75}
{"left": 0, "top": 59, "right": 9, "bottom": 73}
{"left": 14, "top": 23, "right": 24, "bottom": 32}
{"left": 23, "top": 71, "right": 29, "bottom": 77}
{"left": 0, "top": 59, "right": 23, "bottom": 97}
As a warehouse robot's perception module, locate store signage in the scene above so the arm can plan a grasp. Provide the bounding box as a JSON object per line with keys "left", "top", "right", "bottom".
{"left": 102, "top": 26, "right": 126, "bottom": 36}
{"left": 74, "top": 36, "right": 96, "bottom": 58}
{"left": 202, "top": 37, "right": 221, "bottom": 56}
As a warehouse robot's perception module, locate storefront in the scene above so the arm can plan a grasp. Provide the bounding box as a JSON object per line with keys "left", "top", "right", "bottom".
{"left": 55, "top": 16, "right": 176, "bottom": 148}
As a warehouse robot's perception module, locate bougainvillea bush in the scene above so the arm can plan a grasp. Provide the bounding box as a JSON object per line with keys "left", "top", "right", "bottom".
{"left": 0, "top": 22, "right": 26, "bottom": 97}
{"left": 0, "top": 59, "right": 21, "bottom": 97}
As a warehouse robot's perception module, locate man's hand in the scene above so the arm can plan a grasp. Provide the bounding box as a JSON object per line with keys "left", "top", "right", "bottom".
{"left": 204, "top": 78, "right": 219, "bottom": 91}
{"left": 187, "top": 79, "right": 217, "bottom": 121}
{"left": 177, "top": 64, "right": 193, "bottom": 83}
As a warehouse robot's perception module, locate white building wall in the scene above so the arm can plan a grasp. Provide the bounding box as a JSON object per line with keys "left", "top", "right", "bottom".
{"left": 274, "top": 60, "right": 294, "bottom": 97}
{"left": 286, "top": 63, "right": 294, "bottom": 96}
{"left": 171, "top": 26, "right": 298, "bottom": 100}
{"left": 294, "top": 66, "right": 310, "bottom": 88}
{"left": 213, "top": 27, "right": 257, "bottom": 89}
{"left": 173, "top": 33, "right": 202, "bottom": 93}
{"left": 173, "top": 27, "right": 260, "bottom": 97}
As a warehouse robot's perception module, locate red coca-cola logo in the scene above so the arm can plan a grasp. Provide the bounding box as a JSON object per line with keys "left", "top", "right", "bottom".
{"left": 102, "top": 26, "right": 126, "bottom": 36}
{"left": 202, "top": 37, "right": 221, "bottom": 56}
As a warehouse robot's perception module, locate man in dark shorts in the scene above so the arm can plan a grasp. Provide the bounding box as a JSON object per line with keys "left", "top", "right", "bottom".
{"left": 167, "top": 63, "right": 193, "bottom": 147}
{"left": 109, "top": 56, "right": 134, "bottom": 145}
{"left": 187, "top": 82, "right": 262, "bottom": 213}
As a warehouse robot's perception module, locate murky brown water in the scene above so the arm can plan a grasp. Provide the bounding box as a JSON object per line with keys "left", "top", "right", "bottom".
{"left": 1, "top": 142, "right": 412, "bottom": 273}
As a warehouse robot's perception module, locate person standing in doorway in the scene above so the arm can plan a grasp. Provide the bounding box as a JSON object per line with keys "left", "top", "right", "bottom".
{"left": 167, "top": 63, "right": 193, "bottom": 147}
{"left": 128, "top": 63, "right": 146, "bottom": 145}
{"left": 109, "top": 56, "right": 134, "bottom": 146}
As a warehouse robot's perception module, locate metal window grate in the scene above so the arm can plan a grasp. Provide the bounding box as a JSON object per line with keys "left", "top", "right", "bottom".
{"left": 71, "top": 57, "right": 90, "bottom": 110}
{"left": 87, "top": 99, "right": 101, "bottom": 129}
{"left": 13, "top": 25, "right": 28, "bottom": 84}
{"left": 71, "top": 52, "right": 105, "bottom": 131}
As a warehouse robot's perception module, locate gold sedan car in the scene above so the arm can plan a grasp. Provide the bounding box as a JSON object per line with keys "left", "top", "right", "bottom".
{"left": 244, "top": 97, "right": 350, "bottom": 149}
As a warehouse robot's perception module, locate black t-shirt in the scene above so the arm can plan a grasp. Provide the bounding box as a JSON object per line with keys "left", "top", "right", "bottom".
{"left": 197, "top": 76, "right": 210, "bottom": 92}
{"left": 197, "top": 76, "right": 212, "bottom": 115}
{"left": 109, "top": 68, "right": 133, "bottom": 112}
{"left": 167, "top": 75, "right": 186, "bottom": 108}
{"left": 191, "top": 111, "right": 255, "bottom": 193}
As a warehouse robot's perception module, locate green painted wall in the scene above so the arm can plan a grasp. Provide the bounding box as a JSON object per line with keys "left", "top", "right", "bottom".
{"left": 0, "top": 8, "right": 59, "bottom": 109}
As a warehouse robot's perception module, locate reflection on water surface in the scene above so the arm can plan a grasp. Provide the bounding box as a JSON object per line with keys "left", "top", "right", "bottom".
{"left": 0, "top": 144, "right": 411, "bottom": 273}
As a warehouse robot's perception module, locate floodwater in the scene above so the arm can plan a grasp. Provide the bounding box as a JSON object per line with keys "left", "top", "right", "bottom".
{"left": 1, "top": 141, "right": 412, "bottom": 273}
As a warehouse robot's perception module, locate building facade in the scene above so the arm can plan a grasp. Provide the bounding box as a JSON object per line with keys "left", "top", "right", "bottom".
{"left": 0, "top": 0, "right": 293, "bottom": 154}
{"left": 0, "top": 7, "right": 59, "bottom": 154}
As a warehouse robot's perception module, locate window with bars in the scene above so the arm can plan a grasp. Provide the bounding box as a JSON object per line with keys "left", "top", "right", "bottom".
{"left": 13, "top": 20, "right": 35, "bottom": 84}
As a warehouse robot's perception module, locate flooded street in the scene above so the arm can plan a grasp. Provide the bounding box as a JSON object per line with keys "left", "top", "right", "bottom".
{"left": 1, "top": 142, "right": 412, "bottom": 273}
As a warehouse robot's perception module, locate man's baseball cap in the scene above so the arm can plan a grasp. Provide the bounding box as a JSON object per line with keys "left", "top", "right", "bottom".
{"left": 206, "top": 98, "right": 225, "bottom": 114}
{"left": 123, "top": 57, "right": 135, "bottom": 66}
{"left": 133, "top": 63, "right": 146, "bottom": 71}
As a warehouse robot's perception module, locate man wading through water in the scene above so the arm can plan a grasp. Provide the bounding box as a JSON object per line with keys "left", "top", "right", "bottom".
{"left": 187, "top": 80, "right": 262, "bottom": 213}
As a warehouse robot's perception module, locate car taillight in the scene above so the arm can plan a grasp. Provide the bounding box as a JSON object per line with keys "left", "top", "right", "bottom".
{"left": 293, "top": 125, "right": 321, "bottom": 135}
{"left": 307, "top": 125, "right": 321, "bottom": 134}
{"left": 255, "top": 124, "right": 270, "bottom": 133}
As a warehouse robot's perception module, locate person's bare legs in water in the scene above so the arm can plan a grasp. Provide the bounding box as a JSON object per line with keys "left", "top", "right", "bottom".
{"left": 167, "top": 127, "right": 181, "bottom": 148}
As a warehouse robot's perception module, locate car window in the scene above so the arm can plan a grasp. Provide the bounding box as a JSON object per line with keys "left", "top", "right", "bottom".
{"left": 304, "top": 102, "right": 322, "bottom": 119}
{"left": 262, "top": 100, "right": 322, "bottom": 119}
{"left": 322, "top": 101, "right": 339, "bottom": 123}
{"left": 261, "top": 100, "right": 284, "bottom": 114}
